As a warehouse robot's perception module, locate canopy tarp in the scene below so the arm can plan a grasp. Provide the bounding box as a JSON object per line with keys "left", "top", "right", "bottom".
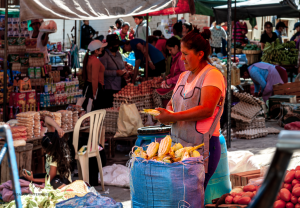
{"left": 19, "top": 0, "right": 176, "bottom": 21}
{"left": 214, "top": 0, "right": 300, "bottom": 24}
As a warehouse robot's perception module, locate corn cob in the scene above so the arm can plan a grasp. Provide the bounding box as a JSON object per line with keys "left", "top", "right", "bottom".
{"left": 146, "top": 142, "right": 159, "bottom": 158}
{"left": 182, "top": 150, "right": 190, "bottom": 161}
{"left": 171, "top": 143, "right": 183, "bottom": 152}
{"left": 175, "top": 143, "right": 204, "bottom": 158}
{"left": 141, "top": 109, "right": 160, "bottom": 116}
{"left": 192, "top": 150, "right": 201, "bottom": 157}
{"left": 158, "top": 135, "right": 172, "bottom": 157}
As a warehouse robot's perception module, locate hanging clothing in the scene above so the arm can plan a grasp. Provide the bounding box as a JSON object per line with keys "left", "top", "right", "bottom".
{"left": 30, "top": 31, "right": 49, "bottom": 63}
{"left": 171, "top": 64, "right": 226, "bottom": 173}
{"left": 248, "top": 62, "right": 285, "bottom": 102}
{"left": 232, "top": 21, "right": 248, "bottom": 43}
{"left": 70, "top": 43, "right": 80, "bottom": 69}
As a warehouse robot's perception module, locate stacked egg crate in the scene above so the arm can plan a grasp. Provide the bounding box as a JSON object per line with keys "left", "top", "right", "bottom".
{"left": 103, "top": 108, "right": 119, "bottom": 134}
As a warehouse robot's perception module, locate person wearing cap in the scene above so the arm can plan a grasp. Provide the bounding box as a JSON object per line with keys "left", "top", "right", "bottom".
{"left": 100, "top": 34, "right": 127, "bottom": 108}
{"left": 82, "top": 40, "right": 107, "bottom": 111}
{"left": 275, "top": 22, "right": 287, "bottom": 44}
{"left": 81, "top": 20, "right": 98, "bottom": 49}
{"left": 291, "top": 22, "right": 300, "bottom": 41}
{"left": 30, "top": 19, "right": 49, "bottom": 63}
{"left": 122, "top": 38, "right": 165, "bottom": 83}
{"left": 114, "top": 22, "right": 134, "bottom": 41}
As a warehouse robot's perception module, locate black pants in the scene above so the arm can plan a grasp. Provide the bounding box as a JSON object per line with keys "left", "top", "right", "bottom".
{"left": 20, "top": 174, "right": 71, "bottom": 189}
{"left": 211, "top": 47, "right": 222, "bottom": 54}
{"left": 82, "top": 81, "right": 105, "bottom": 111}
{"left": 103, "top": 89, "right": 119, "bottom": 109}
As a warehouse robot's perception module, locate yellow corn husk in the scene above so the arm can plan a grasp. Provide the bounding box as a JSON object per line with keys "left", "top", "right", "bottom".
{"left": 172, "top": 157, "right": 181, "bottom": 162}
{"left": 133, "top": 147, "right": 141, "bottom": 157}
{"left": 141, "top": 109, "right": 160, "bottom": 116}
{"left": 175, "top": 143, "right": 204, "bottom": 158}
{"left": 182, "top": 150, "right": 190, "bottom": 161}
{"left": 163, "top": 156, "right": 171, "bottom": 160}
{"left": 140, "top": 151, "right": 147, "bottom": 159}
{"left": 158, "top": 135, "right": 172, "bottom": 157}
{"left": 147, "top": 142, "right": 159, "bottom": 158}
{"left": 163, "top": 158, "right": 171, "bottom": 163}
{"left": 172, "top": 143, "right": 183, "bottom": 152}
{"left": 133, "top": 147, "right": 147, "bottom": 159}
{"left": 192, "top": 150, "right": 201, "bottom": 157}
{"left": 168, "top": 149, "right": 175, "bottom": 158}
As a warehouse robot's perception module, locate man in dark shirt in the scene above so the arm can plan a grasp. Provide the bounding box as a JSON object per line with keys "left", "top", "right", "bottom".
{"left": 81, "top": 20, "right": 97, "bottom": 49}
{"left": 291, "top": 22, "right": 300, "bottom": 41}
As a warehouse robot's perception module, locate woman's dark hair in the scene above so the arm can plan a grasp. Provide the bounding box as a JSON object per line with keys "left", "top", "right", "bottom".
{"left": 133, "top": 16, "right": 143, "bottom": 20}
{"left": 181, "top": 26, "right": 211, "bottom": 63}
{"left": 153, "top": 30, "right": 162, "bottom": 37}
{"left": 82, "top": 49, "right": 97, "bottom": 81}
{"left": 173, "top": 22, "right": 183, "bottom": 35}
{"left": 264, "top": 21, "right": 273, "bottom": 29}
{"left": 148, "top": 36, "right": 158, "bottom": 44}
{"left": 166, "top": 36, "right": 181, "bottom": 49}
{"left": 42, "top": 131, "right": 73, "bottom": 180}
{"left": 115, "top": 18, "right": 124, "bottom": 27}
{"left": 122, "top": 22, "right": 130, "bottom": 28}
{"left": 183, "top": 22, "right": 193, "bottom": 32}
{"left": 239, "top": 64, "right": 249, "bottom": 77}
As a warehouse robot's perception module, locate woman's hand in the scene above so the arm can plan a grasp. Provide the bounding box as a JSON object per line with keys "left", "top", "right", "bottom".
{"left": 56, "top": 127, "right": 65, "bottom": 138}
{"left": 149, "top": 62, "right": 155, "bottom": 70}
{"left": 155, "top": 108, "right": 175, "bottom": 124}
{"left": 117, "top": 70, "right": 126, "bottom": 76}
{"left": 22, "top": 171, "right": 34, "bottom": 181}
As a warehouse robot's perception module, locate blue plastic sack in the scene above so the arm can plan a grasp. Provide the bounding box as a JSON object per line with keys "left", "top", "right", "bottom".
{"left": 130, "top": 157, "right": 205, "bottom": 208}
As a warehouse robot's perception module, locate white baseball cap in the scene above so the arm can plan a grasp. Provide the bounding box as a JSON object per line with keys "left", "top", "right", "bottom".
{"left": 88, "top": 40, "right": 107, "bottom": 52}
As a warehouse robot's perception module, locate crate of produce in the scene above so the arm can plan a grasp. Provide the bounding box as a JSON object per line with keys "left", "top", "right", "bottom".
{"left": 269, "top": 95, "right": 297, "bottom": 118}
{"left": 244, "top": 54, "right": 259, "bottom": 65}
{"left": 0, "top": 143, "right": 33, "bottom": 183}
{"left": 230, "top": 169, "right": 261, "bottom": 188}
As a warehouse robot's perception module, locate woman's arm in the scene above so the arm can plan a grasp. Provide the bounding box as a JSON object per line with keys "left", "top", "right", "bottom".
{"left": 44, "top": 116, "right": 64, "bottom": 138}
{"left": 166, "top": 59, "right": 185, "bottom": 86}
{"left": 261, "top": 43, "right": 265, "bottom": 50}
{"left": 155, "top": 86, "right": 222, "bottom": 124}
{"left": 250, "top": 68, "right": 267, "bottom": 93}
{"left": 166, "top": 100, "right": 173, "bottom": 111}
{"left": 136, "top": 43, "right": 154, "bottom": 64}
{"left": 22, "top": 166, "right": 57, "bottom": 183}
{"left": 41, "top": 33, "right": 49, "bottom": 47}
{"left": 132, "top": 59, "right": 141, "bottom": 83}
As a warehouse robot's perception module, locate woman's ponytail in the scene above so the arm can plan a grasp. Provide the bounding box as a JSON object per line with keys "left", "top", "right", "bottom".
{"left": 82, "top": 50, "right": 90, "bottom": 81}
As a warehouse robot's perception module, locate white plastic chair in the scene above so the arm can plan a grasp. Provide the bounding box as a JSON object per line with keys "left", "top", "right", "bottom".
{"left": 73, "top": 109, "right": 106, "bottom": 191}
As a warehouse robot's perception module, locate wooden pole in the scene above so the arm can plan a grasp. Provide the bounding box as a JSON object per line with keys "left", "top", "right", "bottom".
{"left": 145, "top": 14, "right": 149, "bottom": 80}
{"left": 234, "top": 0, "right": 237, "bottom": 62}
{"left": 74, "top": 20, "right": 77, "bottom": 78}
{"left": 3, "top": 0, "right": 8, "bottom": 122}
{"left": 63, "top": 20, "right": 65, "bottom": 51}
{"left": 227, "top": 0, "right": 232, "bottom": 148}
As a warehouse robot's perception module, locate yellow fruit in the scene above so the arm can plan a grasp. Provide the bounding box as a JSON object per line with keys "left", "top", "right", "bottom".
{"left": 158, "top": 135, "right": 172, "bottom": 157}
{"left": 142, "top": 109, "right": 160, "bottom": 116}
{"left": 175, "top": 143, "right": 204, "bottom": 158}
{"left": 172, "top": 143, "right": 183, "bottom": 152}
{"left": 146, "top": 142, "right": 159, "bottom": 158}
{"left": 192, "top": 150, "right": 200, "bottom": 157}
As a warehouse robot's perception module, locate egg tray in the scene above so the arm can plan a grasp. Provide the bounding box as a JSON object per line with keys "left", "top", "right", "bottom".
{"left": 232, "top": 101, "right": 262, "bottom": 119}
{"left": 235, "top": 128, "right": 269, "bottom": 140}
{"left": 266, "top": 127, "right": 280, "bottom": 134}
{"left": 236, "top": 116, "right": 266, "bottom": 130}
{"left": 231, "top": 111, "right": 254, "bottom": 124}
{"left": 222, "top": 129, "right": 234, "bottom": 141}
{"left": 233, "top": 92, "right": 264, "bottom": 107}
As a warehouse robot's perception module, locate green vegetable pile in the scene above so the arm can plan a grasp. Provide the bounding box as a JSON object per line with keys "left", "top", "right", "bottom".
{"left": 3, "top": 176, "right": 66, "bottom": 208}
{"left": 261, "top": 38, "right": 298, "bottom": 65}
{"left": 231, "top": 42, "right": 244, "bottom": 49}
{"left": 243, "top": 44, "right": 261, "bottom": 51}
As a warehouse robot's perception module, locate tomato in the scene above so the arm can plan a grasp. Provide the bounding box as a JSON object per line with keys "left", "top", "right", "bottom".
{"left": 296, "top": 171, "right": 300, "bottom": 180}
{"left": 284, "top": 183, "right": 293, "bottom": 192}
{"left": 242, "top": 192, "right": 254, "bottom": 199}
{"left": 225, "top": 195, "right": 233, "bottom": 204}
{"left": 294, "top": 184, "right": 300, "bottom": 191}
{"left": 292, "top": 195, "right": 298, "bottom": 204}
{"left": 237, "top": 197, "right": 251, "bottom": 205}
{"left": 293, "top": 188, "right": 300, "bottom": 197}
{"left": 295, "top": 204, "right": 300, "bottom": 208}
{"left": 280, "top": 188, "right": 291, "bottom": 202}
{"left": 243, "top": 185, "right": 256, "bottom": 192}
{"left": 233, "top": 195, "right": 241, "bottom": 204}
{"left": 285, "top": 171, "right": 296, "bottom": 184}
{"left": 287, "top": 202, "right": 295, "bottom": 208}
{"left": 273, "top": 200, "right": 286, "bottom": 208}
{"left": 231, "top": 192, "right": 237, "bottom": 197}
{"left": 293, "top": 179, "right": 300, "bottom": 187}
{"left": 253, "top": 191, "right": 257, "bottom": 195}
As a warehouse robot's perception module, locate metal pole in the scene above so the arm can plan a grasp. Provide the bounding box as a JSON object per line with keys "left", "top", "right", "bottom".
{"left": 3, "top": 0, "right": 8, "bottom": 122}
{"left": 145, "top": 14, "right": 149, "bottom": 80}
{"left": 226, "top": 0, "right": 232, "bottom": 148}
{"left": 63, "top": 20, "right": 65, "bottom": 51}
{"left": 74, "top": 20, "right": 77, "bottom": 78}
{"left": 234, "top": 0, "right": 237, "bottom": 62}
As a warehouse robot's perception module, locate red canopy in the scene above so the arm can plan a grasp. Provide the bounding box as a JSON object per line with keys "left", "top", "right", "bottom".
{"left": 142, "top": 0, "right": 195, "bottom": 16}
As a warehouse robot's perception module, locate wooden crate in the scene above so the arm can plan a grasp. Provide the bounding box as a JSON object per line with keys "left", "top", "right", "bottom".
{"left": 245, "top": 54, "right": 259, "bottom": 65}
{"left": 206, "top": 204, "right": 247, "bottom": 208}
{"left": 273, "top": 82, "right": 300, "bottom": 97}
{"left": 0, "top": 143, "right": 33, "bottom": 183}
{"left": 230, "top": 169, "right": 261, "bottom": 188}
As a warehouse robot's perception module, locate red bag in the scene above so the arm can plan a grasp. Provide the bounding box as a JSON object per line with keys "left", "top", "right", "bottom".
{"left": 11, "top": 126, "right": 27, "bottom": 134}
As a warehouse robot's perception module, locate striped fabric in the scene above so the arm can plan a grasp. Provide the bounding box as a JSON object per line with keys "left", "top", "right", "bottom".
{"left": 232, "top": 21, "right": 248, "bottom": 43}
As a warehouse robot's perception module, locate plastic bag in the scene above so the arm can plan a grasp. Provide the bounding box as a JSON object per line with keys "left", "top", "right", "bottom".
{"left": 39, "top": 20, "right": 57, "bottom": 33}
{"left": 11, "top": 126, "right": 27, "bottom": 133}
{"left": 130, "top": 157, "right": 205, "bottom": 208}
{"left": 99, "top": 164, "right": 130, "bottom": 188}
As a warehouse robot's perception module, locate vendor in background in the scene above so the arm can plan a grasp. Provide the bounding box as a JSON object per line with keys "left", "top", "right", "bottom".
{"left": 133, "top": 16, "right": 151, "bottom": 41}
{"left": 155, "top": 27, "right": 225, "bottom": 190}
{"left": 122, "top": 38, "right": 166, "bottom": 83}
{"left": 154, "top": 30, "right": 167, "bottom": 58}
{"left": 210, "top": 22, "right": 227, "bottom": 54}
{"left": 182, "top": 22, "right": 193, "bottom": 36}
{"left": 260, "top": 22, "right": 278, "bottom": 50}
{"left": 173, "top": 22, "right": 183, "bottom": 39}
{"left": 291, "top": 22, "right": 300, "bottom": 41}
{"left": 275, "top": 22, "right": 287, "bottom": 44}
{"left": 114, "top": 22, "right": 134, "bottom": 41}
{"left": 153, "top": 37, "right": 186, "bottom": 108}
{"left": 30, "top": 19, "right": 49, "bottom": 64}
{"left": 232, "top": 20, "right": 248, "bottom": 43}
{"left": 108, "top": 18, "right": 124, "bottom": 34}
{"left": 82, "top": 40, "right": 107, "bottom": 111}
{"left": 148, "top": 36, "right": 158, "bottom": 47}
{"left": 241, "top": 62, "right": 287, "bottom": 102}
{"left": 100, "top": 34, "right": 127, "bottom": 108}
{"left": 21, "top": 116, "right": 71, "bottom": 189}
{"left": 81, "top": 20, "right": 97, "bottom": 49}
